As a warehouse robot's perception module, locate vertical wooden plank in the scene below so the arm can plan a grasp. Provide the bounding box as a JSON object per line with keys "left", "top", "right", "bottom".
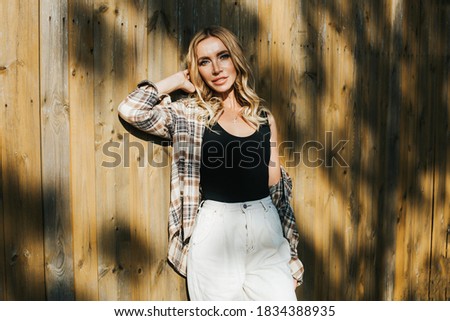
{"left": 177, "top": 0, "right": 195, "bottom": 55}
{"left": 146, "top": 0, "right": 170, "bottom": 301}
{"left": 319, "top": 0, "right": 335, "bottom": 300}
{"left": 270, "top": 0, "right": 291, "bottom": 147}
{"left": 290, "top": 0, "right": 305, "bottom": 299}
{"left": 68, "top": 0, "right": 99, "bottom": 300}
{"left": 354, "top": 0, "right": 393, "bottom": 300}
{"left": 429, "top": 0, "right": 449, "bottom": 300}
{"left": 0, "top": 136, "right": 4, "bottom": 300}
{"left": 410, "top": 0, "right": 435, "bottom": 300}
{"left": 359, "top": 0, "right": 374, "bottom": 300}
{"left": 0, "top": 0, "right": 6, "bottom": 299}
{"left": 347, "top": 0, "right": 363, "bottom": 301}
{"left": 220, "top": 0, "right": 240, "bottom": 33}
{"left": 0, "top": 0, "right": 6, "bottom": 298}
{"left": 376, "top": 0, "right": 402, "bottom": 300}
{"left": 129, "top": 0, "right": 153, "bottom": 301}
{"left": 329, "top": 1, "right": 344, "bottom": 300}
{"left": 374, "top": 0, "right": 401, "bottom": 300}
{"left": 195, "top": 0, "right": 221, "bottom": 29}
{"left": 177, "top": 0, "right": 220, "bottom": 56}
{"left": 256, "top": 0, "right": 273, "bottom": 108}
{"left": 271, "top": 0, "right": 307, "bottom": 300}
{"left": 293, "top": 0, "right": 318, "bottom": 300}
{"left": 317, "top": 0, "right": 351, "bottom": 300}
{"left": 333, "top": 0, "right": 355, "bottom": 300}
{"left": 239, "top": 0, "right": 259, "bottom": 82}
{"left": 393, "top": 0, "right": 413, "bottom": 299}
{"left": 395, "top": 0, "right": 416, "bottom": 300}
{"left": 376, "top": 0, "right": 403, "bottom": 300}
{"left": 131, "top": 0, "right": 170, "bottom": 301}
{"left": 0, "top": 0, "right": 45, "bottom": 300}
{"left": 146, "top": 0, "right": 186, "bottom": 300}
{"left": 94, "top": 0, "right": 140, "bottom": 301}
{"left": 339, "top": 0, "right": 361, "bottom": 301}
{"left": 395, "top": 0, "right": 435, "bottom": 300}
{"left": 297, "top": 0, "right": 327, "bottom": 300}
{"left": 296, "top": 0, "right": 326, "bottom": 300}
{"left": 40, "top": 0, "right": 74, "bottom": 300}
{"left": 313, "top": 0, "right": 331, "bottom": 300}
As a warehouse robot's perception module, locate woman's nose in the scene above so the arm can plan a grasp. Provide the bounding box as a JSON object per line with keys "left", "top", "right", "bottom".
{"left": 212, "top": 60, "right": 222, "bottom": 75}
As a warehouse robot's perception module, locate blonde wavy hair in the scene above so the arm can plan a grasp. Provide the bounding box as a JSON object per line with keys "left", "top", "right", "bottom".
{"left": 186, "top": 26, "right": 269, "bottom": 129}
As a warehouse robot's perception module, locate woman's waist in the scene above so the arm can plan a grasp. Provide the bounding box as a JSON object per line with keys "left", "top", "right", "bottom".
{"left": 199, "top": 195, "right": 273, "bottom": 212}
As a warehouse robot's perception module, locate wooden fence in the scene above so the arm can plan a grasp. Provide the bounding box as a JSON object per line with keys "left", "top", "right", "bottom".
{"left": 0, "top": 0, "right": 448, "bottom": 300}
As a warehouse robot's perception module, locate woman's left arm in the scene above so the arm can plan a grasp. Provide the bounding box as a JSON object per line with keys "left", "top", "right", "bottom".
{"left": 268, "top": 113, "right": 282, "bottom": 186}
{"left": 268, "top": 114, "right": 304, "bottom": 286}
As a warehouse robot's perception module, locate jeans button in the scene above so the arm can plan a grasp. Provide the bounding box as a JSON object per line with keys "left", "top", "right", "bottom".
{"left": 243, "top": 204, "right": 248, "bottom": 209}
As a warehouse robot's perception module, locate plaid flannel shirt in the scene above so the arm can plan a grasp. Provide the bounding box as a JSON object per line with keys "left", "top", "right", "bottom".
{"left": 118, "top": 81, "right": 304, "bottom": 284}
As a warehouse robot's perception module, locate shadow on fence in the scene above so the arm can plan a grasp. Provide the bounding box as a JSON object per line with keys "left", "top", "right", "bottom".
{"left": 1, "top": 0, "right": 447, "bottom": 300}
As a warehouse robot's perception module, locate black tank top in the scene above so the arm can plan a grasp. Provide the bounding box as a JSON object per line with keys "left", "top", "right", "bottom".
{"left": 200, "top": 120, "right": 271, "bottom": 202}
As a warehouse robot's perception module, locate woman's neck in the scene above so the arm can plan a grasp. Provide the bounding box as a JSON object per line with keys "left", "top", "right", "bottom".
{"left": 220, "top": 89, "right": 241, "bottom": 111}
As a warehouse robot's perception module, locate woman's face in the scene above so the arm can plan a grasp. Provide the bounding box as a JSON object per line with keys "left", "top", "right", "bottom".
{"left": 196, "top": 36, "right": 237, "bottom": 95}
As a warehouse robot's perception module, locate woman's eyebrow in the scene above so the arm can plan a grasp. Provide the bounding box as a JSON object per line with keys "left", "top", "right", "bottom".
{"left": 198, "top": 50, "right": 229, "bottom": 61}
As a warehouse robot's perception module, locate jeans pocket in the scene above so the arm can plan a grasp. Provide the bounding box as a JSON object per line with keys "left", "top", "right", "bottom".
{"left": 191, "top": 207, "right": 216, "bottom": 245}
{"left": 265, "top": 204, "right": 284, "bottom": 237}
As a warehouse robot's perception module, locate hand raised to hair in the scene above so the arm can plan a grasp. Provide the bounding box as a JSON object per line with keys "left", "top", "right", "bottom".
{"left": 155, "top": 69, "right": 196, "bottom": 95}
{"left": 177, "top": 69, "right": 196, "bottom": 93}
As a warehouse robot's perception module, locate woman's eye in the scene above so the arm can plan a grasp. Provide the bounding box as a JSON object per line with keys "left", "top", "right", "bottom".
{"left": 199, "top": 60, "right": 209, "bottom": 66}
{"left": 219, "top": 53, "right": 230, "bottom": 60}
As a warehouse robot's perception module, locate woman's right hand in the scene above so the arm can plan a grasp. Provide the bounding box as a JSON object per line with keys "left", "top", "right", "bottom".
{"left": 155, "top": 69, "right": 196, "bottom": 94}
{"left": 176, "top": 70, "right": 196, "bottom": 93}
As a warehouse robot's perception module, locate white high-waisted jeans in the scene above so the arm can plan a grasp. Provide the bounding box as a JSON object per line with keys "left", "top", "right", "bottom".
{"left": 187, "top": 196, "right": 297, "bottom": 301}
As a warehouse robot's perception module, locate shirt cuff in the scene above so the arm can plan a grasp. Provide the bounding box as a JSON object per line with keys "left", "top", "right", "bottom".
{"left": 137, "top": 79, "right": 157, "bottom": 90}
{"left": 289, "top": 257, "right": 304, "bottom": 286}
{"left": 137, "top": 80, "right": 172, "bottom": 104}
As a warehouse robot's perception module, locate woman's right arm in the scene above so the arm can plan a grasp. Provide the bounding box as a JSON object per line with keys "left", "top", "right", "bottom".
{"left": 154, "top": 70, "right": 195, "bottom": 94}
{"left": 118, "top": 70, "right": 195, "bottom": 139}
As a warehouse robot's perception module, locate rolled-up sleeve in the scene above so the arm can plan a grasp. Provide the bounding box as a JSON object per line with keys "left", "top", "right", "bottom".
{"left": 118, "top": 80, "right": 178, "bottom": 140}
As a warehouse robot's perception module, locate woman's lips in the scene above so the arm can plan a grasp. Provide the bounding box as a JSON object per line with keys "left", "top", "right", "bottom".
{"left": 212, "top": 77, "right": 228, "bottom": 85}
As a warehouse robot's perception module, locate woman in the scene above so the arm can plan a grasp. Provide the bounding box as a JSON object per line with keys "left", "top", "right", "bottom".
{"left": 118, "top": 26, "right": 303, "bottom": 300}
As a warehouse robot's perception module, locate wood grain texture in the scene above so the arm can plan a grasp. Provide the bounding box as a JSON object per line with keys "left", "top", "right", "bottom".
{"left": 94, "top": 0, "right": 133, "bottom": 301}
{"left": 0, "top": 0, "right": 6, "bottom": 300}
{"left": 374, "top": 0, "right": 402, "bottom": 300}
{"left": 130, "top": 0, "right": 153, "bottom": 301}
{"left": 40, "top": 0, "right": 74, "bottom": 300}
{"left": 429, "top": 0, "right": 449, "bottom": 301}
{"left": 394, "top": 0, "right": 435, "bottom": 300}
{"left": 0, "top": 0, "right": 448, "bottom": 301}
{"left": 146, "top": 0, "right": 187, "bottom": 300}
{"left": 0, "top": 0, "right": 45, "bottom": 300}
{"left": 293, "top": 0, "right": 321, "bottom": 300}
{"left": 68, "top": 0, "right": 99, "bottom": 300}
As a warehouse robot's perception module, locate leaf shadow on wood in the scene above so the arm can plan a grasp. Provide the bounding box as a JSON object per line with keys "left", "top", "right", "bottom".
{"left": 1, "top": 170, "right": 76, "bottom": 300}
{"left": 68, "top": 0, "right": 265, "bottom": 301}
{"left": 293, "top": 0, "right": 449, "bottom": 300}
{"left": 39, "top": 0, "right": 449, "bottom": 301}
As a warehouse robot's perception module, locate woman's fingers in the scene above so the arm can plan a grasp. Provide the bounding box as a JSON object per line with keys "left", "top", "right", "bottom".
{"left": 185, "top": 82, "right": 195, "bottom": 93}
{"left": 181, "top": 69, "right": 195, "bottom": 93}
